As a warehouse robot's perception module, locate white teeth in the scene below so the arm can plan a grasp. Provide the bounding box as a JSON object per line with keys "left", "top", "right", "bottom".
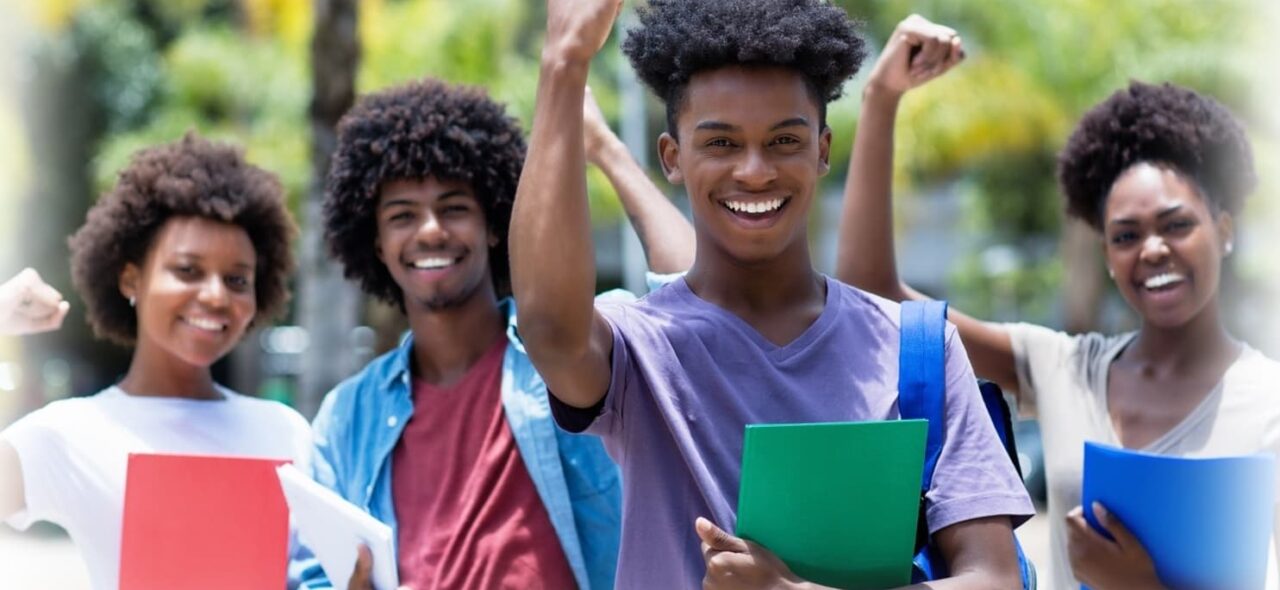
{"left": 725, "top": 198, "right": 785, "bottom": 214}
{"left": 1144, "top": 272, "right": 1185, "bottom": 290}
{"left": 411, "top": 257, "right": 454, "bottom": 270}
{"left": 185, "top": 317, "right": 225, "bottom": 332}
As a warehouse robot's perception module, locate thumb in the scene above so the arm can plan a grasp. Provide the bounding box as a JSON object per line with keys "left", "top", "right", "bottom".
{"left": 695, "top": 517, "right": 748, "bottom": 553}
{"left": 1094, "top": 502, "right": 1142, "bottom": 550}
{"left": 350, "top": 544, "right": 373, "bottom": 588}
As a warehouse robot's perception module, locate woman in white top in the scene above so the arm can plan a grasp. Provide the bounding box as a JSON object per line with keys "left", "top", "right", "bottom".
{"left": 0, "top": 133, "right": 312, "bottom": 590}
{"left": 837, "top": 16, "right": 1280, "bottom": 590}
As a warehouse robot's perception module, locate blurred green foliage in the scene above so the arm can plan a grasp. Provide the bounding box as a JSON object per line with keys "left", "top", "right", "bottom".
{"left": 27, "top": 0, "right": 1273, "bottom": 330}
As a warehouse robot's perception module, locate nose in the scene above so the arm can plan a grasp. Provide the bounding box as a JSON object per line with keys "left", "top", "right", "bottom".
{"left": 1139, "top": 234, "right": 1171, "bottom": 265}
{"left": 415, "top": 211, "right": 449, "bottom": 247}
{"left": 732, "top": 147, "right": 777, "bottom": 189}
{"left": 197, "top": 274, "right": 229, "bottom": 308}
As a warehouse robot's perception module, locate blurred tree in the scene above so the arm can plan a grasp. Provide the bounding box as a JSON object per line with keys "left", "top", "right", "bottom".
{"left": 296, "top": 0, "right": 359, "bottom": 418}
{"left": 15, "top": 0, "right": 1273, "bottom": 405}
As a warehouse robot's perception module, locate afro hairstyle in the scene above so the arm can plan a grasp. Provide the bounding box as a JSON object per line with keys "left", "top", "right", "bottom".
{"left": 622, "top": 0, "right": 866, "bottom": 137}
{"left": 68, "top": 132, "right": 296, "bottom": 346}
{"left": 1057, "top": 80, "right": 1256, "bottom": 231}
{"left": 323, "top": 78, "right": 526, "bottom": 307}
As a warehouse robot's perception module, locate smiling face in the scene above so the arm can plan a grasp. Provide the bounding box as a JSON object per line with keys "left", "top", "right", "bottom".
{"left": 659, "top": 65, "right": 831, "bottom": 266}
{"left": 1103, "top": 162, "right": 1233, "bottom": 329}
{"left": 375, "top": 176, "right": 497, "bottom": 312}
{"left": 120, "top": 216, "right": 258, "bottom": 369}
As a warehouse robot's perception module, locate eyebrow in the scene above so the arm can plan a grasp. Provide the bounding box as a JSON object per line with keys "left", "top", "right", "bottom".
{"left": 769, "top": 117, "right": 810, "bottom": 131}
{"left": 693, "top": 117, "right": 811, "bottom": 133}
{"left": 1108, "top": 204, "right": 1185, "bottom": 226}
{"left": 379, "top": 189, "right": 469, "bottom": 209}
{"left": 170, "top": 253, "right": 254, "bottom": 270}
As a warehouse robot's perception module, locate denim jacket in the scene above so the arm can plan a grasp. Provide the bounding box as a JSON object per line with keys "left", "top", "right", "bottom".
{"left": 291, "top": 298, "right": 622, "bottom": 589}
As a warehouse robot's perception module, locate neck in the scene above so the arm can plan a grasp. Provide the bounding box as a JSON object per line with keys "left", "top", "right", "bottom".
{"left": 1129, "top": 298, "right": 1239, "bottom": 371}
{"left": 406, "top": 287, "right": 506, "bottom": 386}
{"left": 684, "top": 235, "right": 824, "bottom": 313}
{"left": 118, "top": 341, "right": 220, "bottom": 400}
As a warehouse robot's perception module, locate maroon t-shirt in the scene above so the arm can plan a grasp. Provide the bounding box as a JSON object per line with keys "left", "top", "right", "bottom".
{"left": 390, "top": 338, "right": 577, "bottom": 590}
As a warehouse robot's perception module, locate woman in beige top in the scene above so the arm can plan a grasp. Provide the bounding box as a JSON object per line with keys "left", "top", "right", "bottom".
{"left": 839, "top": 15, "right": 1279, "bottom": 590}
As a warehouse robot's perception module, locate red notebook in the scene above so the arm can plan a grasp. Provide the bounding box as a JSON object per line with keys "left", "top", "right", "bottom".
{"left": 119, "top": 453, "right": 291, "bottom": 590}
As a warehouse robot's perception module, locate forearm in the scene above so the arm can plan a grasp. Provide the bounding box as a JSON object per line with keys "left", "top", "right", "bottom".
{"left": 509, "top": 56, "right": 600, "bottom": 366}
{"left": 788, "top": 571, "right": 1014, "bottom": 590}
{"left": 591, "top": 137, "right": 695, "bottom": 274}
{"left": 835, "top": 86, "right": 909, "bottom": 300}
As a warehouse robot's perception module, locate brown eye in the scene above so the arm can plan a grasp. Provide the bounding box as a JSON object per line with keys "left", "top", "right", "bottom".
{"left": 1109, "top": 231, "right": 1137, "bottom": 246}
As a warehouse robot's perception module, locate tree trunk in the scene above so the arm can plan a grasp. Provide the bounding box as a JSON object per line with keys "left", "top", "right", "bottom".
{"left": 296, "top": 0, "right": 361, "bottom": 419}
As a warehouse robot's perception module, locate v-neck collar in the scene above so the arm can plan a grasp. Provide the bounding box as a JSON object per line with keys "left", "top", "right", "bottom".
{"left": 673, "top": 274, "right": 838, "bottom": 363}
{"left": 1095, "top": 333, "right": 1239, "bottom": 452}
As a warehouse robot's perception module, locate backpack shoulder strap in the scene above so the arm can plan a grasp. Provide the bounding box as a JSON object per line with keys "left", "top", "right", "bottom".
{"left": 898, "top": 299, "right": 948, "bottom": 490}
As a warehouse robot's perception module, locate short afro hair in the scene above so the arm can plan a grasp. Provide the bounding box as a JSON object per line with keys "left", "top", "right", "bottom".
{"left": 324, "top": 78, "right": 526, "bottom": 307}
{"left": 1057, "top": 80, "right": 1256, "bottom": 231}
{"left": 68, "top": 132, "right": 296, "bottom": 346}
{"left": 623, "top": 0, "right": 866, "bottom": 136}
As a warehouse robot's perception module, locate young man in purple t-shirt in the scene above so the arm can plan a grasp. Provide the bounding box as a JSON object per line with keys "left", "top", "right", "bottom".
{"left": 510, "top": 1, "right": 1035, "bottom": 588}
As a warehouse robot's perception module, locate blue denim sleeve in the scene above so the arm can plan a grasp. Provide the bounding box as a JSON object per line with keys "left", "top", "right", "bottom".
{"left": 288, "top": 389, "right": 344, "bottom": 589}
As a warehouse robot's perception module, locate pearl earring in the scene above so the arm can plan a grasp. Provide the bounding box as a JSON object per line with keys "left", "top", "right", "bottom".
{"left": 1225, "top": 242, "right": 1234, "bottom": 256}
{"left": 129, "top": 296, "right": 136, "bottom": 307}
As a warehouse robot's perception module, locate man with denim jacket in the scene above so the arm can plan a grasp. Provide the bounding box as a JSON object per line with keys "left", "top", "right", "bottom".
{"left": 290, "top": 79, "right": 693, "bottom": 589}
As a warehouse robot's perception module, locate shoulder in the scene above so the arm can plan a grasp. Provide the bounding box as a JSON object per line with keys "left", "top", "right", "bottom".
{"left": 7, "top": 387, "right": 117, "bottom": 427}
{"left": 596, "top": 279, "right": 685, "bottom": 328}
{"left": 1007, "top": 323, "right": 1129, "bottom": 363}
{"left": 829, "top": 279, "right": 904, "bottom": 330}
{"left": 1225, "top": 345, "right": 1280, "bottom": 395}
{"left": 0, "top": 388, "right": 119, "bottom": 451}
{"left": 221, "top": 389, "right": 311, "bottom": 435}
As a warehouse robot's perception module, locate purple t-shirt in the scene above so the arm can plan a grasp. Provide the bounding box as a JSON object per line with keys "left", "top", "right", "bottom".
{"left": 556, "top": 276, "right": 1033, "bottom": 588}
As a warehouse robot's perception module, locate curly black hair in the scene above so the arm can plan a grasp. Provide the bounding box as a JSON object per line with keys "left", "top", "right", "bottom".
{"left": 324, "top": 78, "right": 526, "bottom": 307}
{"left": 68, "top": 132, "right": 297, "bottom": 346}
{"left": 1057, "top": 80, "right": 1256, "bottom": 231}
{"left": 622, "top": 0, "right": 866, "bottom": 137}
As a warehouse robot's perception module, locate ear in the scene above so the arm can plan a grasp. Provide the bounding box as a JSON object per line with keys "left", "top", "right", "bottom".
{"left": 374, "top": 239, "right": 386, "bottom": 266}
{"left": 658, "top": 132, "right": 684, "bottom": 185}
{"left": 1216, "top": 211, "right": 1235, "bottom": 257}
{"left": 817, "top": 126, "right": 833, "bottom": 177}
{"left": 119, "top": 263, "right": 140, "bottom": 303}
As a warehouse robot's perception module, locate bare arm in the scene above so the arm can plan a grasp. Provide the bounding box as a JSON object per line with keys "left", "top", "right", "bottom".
{"left": 584, "top": 87, "right": 695, "bottom": 275}
{"left": 509, "top": 0, "right": 622, "bottom": 409}
{"left": 697, "top": 515, "right": 1021, "bottom": 590}
{"left": 1, "top": 438, "right": 24, "bottom": 522}
{"left": 835, "top": 16, "right": 1020, "bottom": 394}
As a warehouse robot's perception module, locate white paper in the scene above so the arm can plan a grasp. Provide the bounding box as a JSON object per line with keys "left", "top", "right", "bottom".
{"left": 276, "top": 464, "right": 398, "bottom": 590}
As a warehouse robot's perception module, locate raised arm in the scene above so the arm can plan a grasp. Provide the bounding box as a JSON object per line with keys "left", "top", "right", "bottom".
{"left": 1, "top": 439, "right": 24, "bottom": 522}
{"left": 835, "top": 15, "right": 1020, "bottom": 393}
{"left": 583, "top": 87, "right": 695, "bottom": 275}
{"left": 509, "top": 0, "right": 622, "bottom": 408}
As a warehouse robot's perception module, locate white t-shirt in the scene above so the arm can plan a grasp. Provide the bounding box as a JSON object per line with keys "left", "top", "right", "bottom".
{"left": 1, "top": 385, "right": 312, "bottom": 590}
{"left": 1008, "top": 323, "right": 1280, "bottom": 590}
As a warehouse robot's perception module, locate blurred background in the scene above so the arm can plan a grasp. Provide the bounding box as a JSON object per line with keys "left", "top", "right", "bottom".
{"left": 1, "top": 0, "right": 1277, "bottom": 587}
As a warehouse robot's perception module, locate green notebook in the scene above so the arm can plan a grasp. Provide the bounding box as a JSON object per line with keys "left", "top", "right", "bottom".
{"left": 736, "top": 420, "right": 927, "bottom": 589}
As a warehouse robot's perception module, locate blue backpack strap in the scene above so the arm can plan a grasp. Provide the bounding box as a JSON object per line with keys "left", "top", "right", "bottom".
{"left": 897, "top": 299, "right": 948, "bottom": 489}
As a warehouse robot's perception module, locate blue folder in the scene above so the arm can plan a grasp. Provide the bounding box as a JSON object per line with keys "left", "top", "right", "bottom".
{"left": 1081, "top": 442, "right": 1275, "bottom": 589}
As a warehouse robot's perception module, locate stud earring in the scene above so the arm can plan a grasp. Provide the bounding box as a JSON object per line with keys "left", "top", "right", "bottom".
{"left": 128, "top": 296, "right": 136, "bottom": 307}
{"left": 1107, "top": 268, "right": 1115, "bottom": 279}
{"left": 1225, "top": 242, "right": 1234, "bottom": 256}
